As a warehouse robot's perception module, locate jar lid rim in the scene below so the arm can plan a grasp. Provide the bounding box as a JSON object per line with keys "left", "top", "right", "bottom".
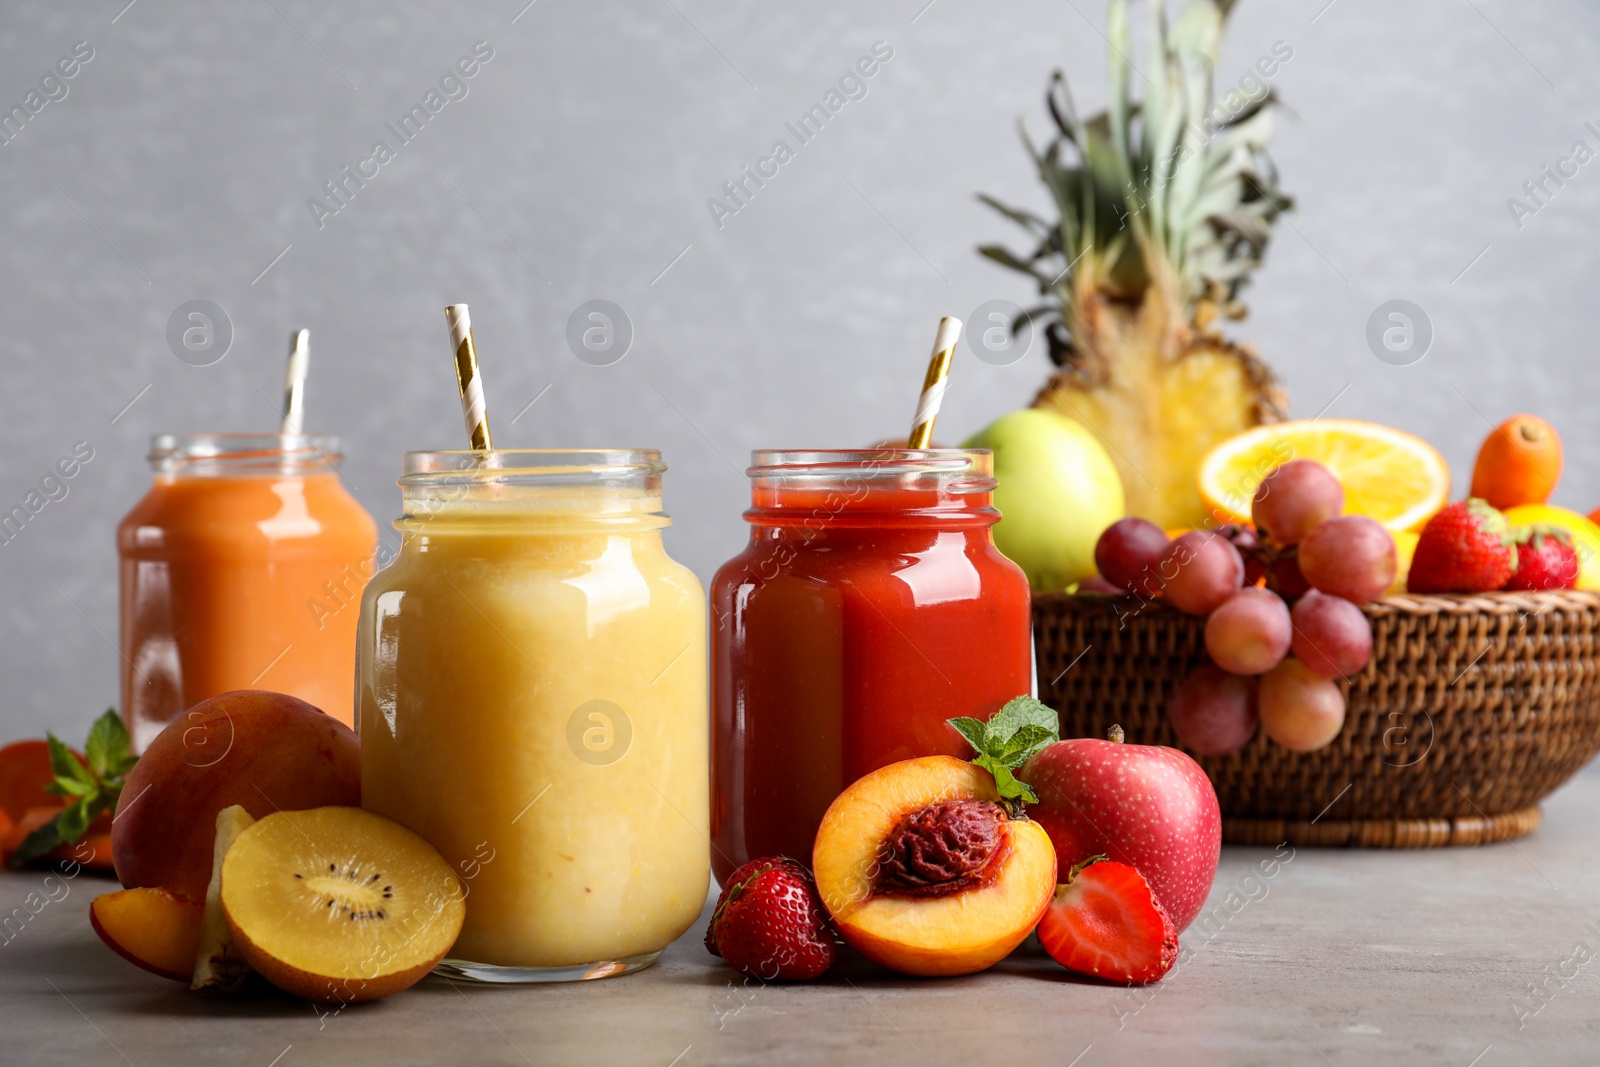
{"left": 148, "top": 433, "right": 341, "bottom": 466}
{"left": 401, "top": 449, "right": 665, "bottom": 481}
{"left": 747, "top": 448, "right": 992, "bottom": 480}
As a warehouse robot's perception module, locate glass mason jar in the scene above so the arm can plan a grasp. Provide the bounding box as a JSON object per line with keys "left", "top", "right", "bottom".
{"left": 117, "top": 433, "right": 377, "bottom": 751}
{"left": 358, "top": 450, "right": 708, "bottom": 982}
{"left": 710, "top": 449, "right": 1034, "bottom": 885}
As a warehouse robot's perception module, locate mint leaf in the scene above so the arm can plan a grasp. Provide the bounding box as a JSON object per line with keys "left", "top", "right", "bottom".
{"left": 996, "top": 723, "right": 1056, "bottom": 769}
{"left": 8, "top": 818, "right": 65, "bottom": 867}
{"left": 946, "top": 717, "right": 991, "bottom": 756}
{"left": 84, "top": 709, "right": 130, "bottom": 780}
{"left": 46, "top": 734, "right": 93, "bottom": 788}
{"left": 56, "top": 797, "right": 93, "bottom": 841}
{"left": 10, "top": 712, "right": 138, "bottom": 869}
{"left": 974, "top": 755, "right": 1039, "bottom": 805}
{"left": 947, "top": 695, "right": 1058, "bottom": 806}
{"left": 8, "top": 793, "right": 106, "bottom": 868}
{"left": 986, "top": 695, "right": 1059, "bottom": 746}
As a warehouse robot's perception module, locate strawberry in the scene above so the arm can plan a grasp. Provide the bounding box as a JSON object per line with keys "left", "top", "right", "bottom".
{"left": 1407, "top": 498, "right": 1515, "bottom": 594}
{"left": 1036, "top": 858, "right": 1177, "bottom": 984}
{"left": 705, "top": 857, "right": 835, "bottom": 980}
{"left": 1504, "top": 526, "right": 1580, "bottom": 591}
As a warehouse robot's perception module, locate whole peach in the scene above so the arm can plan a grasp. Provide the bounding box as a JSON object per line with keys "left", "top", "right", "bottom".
{"left": 112, "top": 690, "right": 359, "bottom": 899}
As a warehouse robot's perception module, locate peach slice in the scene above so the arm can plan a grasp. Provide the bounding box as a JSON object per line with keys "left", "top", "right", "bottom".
{"left": 90, "top": 887, "right": 205, "bottom": 982}
{"left": 222, "top": 807, "right": 465, "bottom": 1003}
{"left": 813, "top": 756, "right": 1057, "bottom": 977}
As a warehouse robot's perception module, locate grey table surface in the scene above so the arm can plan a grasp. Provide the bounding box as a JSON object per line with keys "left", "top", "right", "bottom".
{"left": 4, "top": 773, "right": 1599, "bottom": 1067}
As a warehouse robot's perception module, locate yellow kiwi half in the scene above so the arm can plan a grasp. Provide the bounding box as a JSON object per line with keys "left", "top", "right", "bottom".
{"left": 221, "top": 806, "right": 465, "bottom": 1003}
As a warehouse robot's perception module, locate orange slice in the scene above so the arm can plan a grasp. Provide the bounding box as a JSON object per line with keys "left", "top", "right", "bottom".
{"left": 1199, "top": 419, "right": 1450, "bottom": 533}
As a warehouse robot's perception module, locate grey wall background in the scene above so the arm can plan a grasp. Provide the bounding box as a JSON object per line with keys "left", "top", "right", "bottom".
{"left": 2, "top": 0, "right": 1597, "bottom": 740}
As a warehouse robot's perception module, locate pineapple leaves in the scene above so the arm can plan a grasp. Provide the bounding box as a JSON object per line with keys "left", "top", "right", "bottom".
{"left": 977, "top": 0, "right": 1290, "bottom": 331}
{"left": 976, "top": 195, "right": 1052, "bottom": 239}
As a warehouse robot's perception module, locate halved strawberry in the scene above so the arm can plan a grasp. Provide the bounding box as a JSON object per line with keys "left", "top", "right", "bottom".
{"left": 1036, "top": 857, "right": 1177, "bottom": 984}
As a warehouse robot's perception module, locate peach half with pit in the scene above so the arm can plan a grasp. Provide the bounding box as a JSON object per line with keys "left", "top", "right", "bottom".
{"left": 812, "top": 756, "right": 1056, "bottom": 977}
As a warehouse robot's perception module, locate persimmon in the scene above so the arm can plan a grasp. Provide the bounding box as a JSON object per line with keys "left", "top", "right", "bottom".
{"left": 0, "top": 740, "right": 67, "bottom": 821}
{"left": 1471, "top": 415, "right": 1563, "bottom": 511}
{"left": 1, "top": 805, "right": 114, "bottom": 870}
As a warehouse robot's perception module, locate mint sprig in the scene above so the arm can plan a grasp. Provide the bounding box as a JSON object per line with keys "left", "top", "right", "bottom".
{"left": 10, "top": 710, "right": 138, "bottom": 868}
{"left": 947, "top": 695, "right": 1060, "bottom": 806}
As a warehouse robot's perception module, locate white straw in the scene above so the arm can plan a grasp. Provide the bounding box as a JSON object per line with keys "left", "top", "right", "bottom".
{"left": 280, "top": 329, "right": 310, "bottom": 434}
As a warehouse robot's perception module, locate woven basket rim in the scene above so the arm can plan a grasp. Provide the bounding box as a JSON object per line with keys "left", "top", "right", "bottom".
{"left": 1037, "top": 587, "right": 1600, "bottom": 618}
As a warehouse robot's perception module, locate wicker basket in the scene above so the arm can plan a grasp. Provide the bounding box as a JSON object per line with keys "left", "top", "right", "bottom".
{"left": 1032, "top": 589, "right": 1600, "bottom": 847}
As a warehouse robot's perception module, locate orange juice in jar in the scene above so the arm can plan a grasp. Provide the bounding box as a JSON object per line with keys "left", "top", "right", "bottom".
{"left": 117, "top": 434, "right": 377, "bottom": 749}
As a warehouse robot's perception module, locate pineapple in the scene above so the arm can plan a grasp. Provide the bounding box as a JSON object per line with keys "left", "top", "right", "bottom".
{"left": 980, "top": 0, "right": 1291, "bottom": 530}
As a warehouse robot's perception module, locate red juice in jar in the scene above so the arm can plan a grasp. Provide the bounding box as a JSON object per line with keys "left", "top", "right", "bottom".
{"left": 710, "top": 449, "right": 1033, "bottom": 884}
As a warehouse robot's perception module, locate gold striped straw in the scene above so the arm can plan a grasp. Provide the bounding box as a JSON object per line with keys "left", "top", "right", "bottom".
{"left": 280, "top": 329, "right": 310, "bottom": 434}
{"left": 445, "top": 304, "right": 493, "bottom": 451}
{"left": 907, "top": 316, "right": 961, "bottom": 448}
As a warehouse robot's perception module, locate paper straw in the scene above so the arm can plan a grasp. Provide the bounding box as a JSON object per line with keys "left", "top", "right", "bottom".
{"left": 445, "top": 305, "right": 493, "bottom": 451}
{"left": 280, "top": 329, "right": 310, "bottom": 434}
{"left": 907, "top": 317, "right": 961, "bottom": 449}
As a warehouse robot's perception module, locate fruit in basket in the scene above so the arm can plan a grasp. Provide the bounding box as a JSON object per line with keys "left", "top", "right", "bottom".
{"left": 963, "top": 408, "right": 1125, "bottom": 590}
{"left": 1502, "top": 505, "right": 1600, "bottom": 590}
{"left": 1200, "top": 419, "right": 1450, "bottom": 533}
{"left": 1297, "top": 516, "right": 1396, "bottom": 604}
{"left": 812, "top": 755, "right": 1056, "bottom": 976}
{"left": 90, "top": 887, "right": 205, "bottom": 983}
{"left": 1258, "top": 658, "right": 1345, "bottom": 752}
{"left": 1387, "top": 529, "right": 1419, "bottom": 595}
{"left": 222, "top": 806, "right": 464, "bottom": 1003}
{"left": 1094, "top": 517, "right": 1171, "bottom": 596}
{"left": 705, "top": 857, "right": 835, "bottom": 981}
{"left": 1289, "top": 592, "right": 1373, "bottom": 679}
{"left": 1160, "top": 531, "right": 1245, "bottom": 615}
{"left": 1270, "top": 554, "right": 1312, "bottom": 598}
{"left": 1168, "top": 664, "right": 1258, "bottom": 756}
{"left": 1218, "top": 524, "right": 1266, "bottom": 586}
{"left": 1503, "top": 528, "right": 1579, "bottom": 591}
{"left": 112, "top": 690, "right": 361, "bottom": 901}
{"left": 978, "top": 0, "right": 1291, "bottom": 530}
{"left": 1022, "top": 726, "right": 1220, "bottom": 933}
{"left": 1470, "top": 415, "right": 1562, "bottom": 510}
{"left": 1203, "top": 587, "right": 1290, "bottom": 675}
{"left": 1252, "top": 460, "right": 1344, "bottom": 546}
{"left": 1407, "top": 499, "right": 1516, "bottom": 594}
{"left": 1036, "top": 858, "right": 1178, "bottom": 984}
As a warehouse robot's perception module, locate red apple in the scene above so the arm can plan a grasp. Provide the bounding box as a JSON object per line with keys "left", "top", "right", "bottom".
{"left": 1020, "top": 726, "right": 1220, "bottom": 933}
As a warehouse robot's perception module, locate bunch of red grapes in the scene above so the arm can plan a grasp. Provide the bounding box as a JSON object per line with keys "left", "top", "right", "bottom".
{"left": 1092, "top": 460, "right": 1397, "bottom": 756}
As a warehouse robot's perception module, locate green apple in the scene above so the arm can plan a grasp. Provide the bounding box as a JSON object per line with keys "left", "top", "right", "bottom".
{"left": 963, "top": 408, "right": 1125, "bottom": 590}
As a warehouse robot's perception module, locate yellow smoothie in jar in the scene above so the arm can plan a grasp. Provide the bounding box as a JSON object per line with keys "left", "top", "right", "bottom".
{"left": 357, "top": 450, "right": 708, "bottom": 979}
